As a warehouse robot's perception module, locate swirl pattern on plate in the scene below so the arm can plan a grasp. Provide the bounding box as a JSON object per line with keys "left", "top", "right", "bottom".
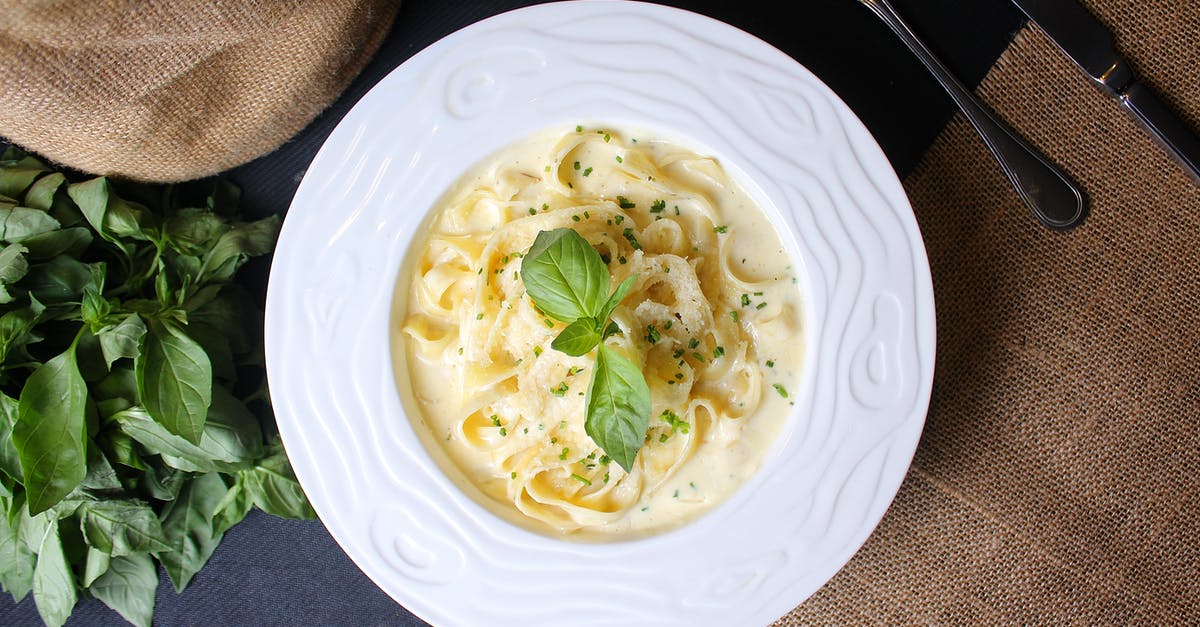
{"left": 265, "top": 3, "right": 935, "bottom": 626}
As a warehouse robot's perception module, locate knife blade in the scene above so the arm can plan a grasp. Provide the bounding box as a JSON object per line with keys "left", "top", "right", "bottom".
{"left": 1012, "top": 0, "right": 1200, "bottom": 184}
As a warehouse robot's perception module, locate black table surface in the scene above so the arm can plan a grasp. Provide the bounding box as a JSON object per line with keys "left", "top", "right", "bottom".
{"left": 1, "top": 0, "right": 1022, "bottom": 624}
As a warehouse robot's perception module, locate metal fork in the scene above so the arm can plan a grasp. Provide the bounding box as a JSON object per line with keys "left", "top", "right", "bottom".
{"left": 858, "top": 0, "right": 1086, "bottom": 230}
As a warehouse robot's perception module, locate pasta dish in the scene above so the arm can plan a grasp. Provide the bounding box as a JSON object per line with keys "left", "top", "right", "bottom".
{"left": 397, "top": 126, "right": 802, "bottom": 539}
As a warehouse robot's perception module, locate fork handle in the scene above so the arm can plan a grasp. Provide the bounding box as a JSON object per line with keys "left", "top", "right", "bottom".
{"left": 860, "top": 0, "right": 1086, "bottom": 230}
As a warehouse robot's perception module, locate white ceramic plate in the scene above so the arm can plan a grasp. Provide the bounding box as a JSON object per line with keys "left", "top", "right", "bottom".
{"left": 265, "top": 2, "right": 935, "bottom": 625}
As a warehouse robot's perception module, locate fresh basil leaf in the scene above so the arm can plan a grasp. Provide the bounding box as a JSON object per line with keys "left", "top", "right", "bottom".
{"left": 22, "top": 172, "right": 64, "bottom": 212}
{"left": 165, "top": 207, "right": 229, "bottom": 256}
{"left": 113, "top": 399, "right": 257, "bottom": 473}
{"left": 89, "top": 553, "right": 157, "bottom": 627}
{"left": 0, "top": 298, "right": 46, "bottom": 369}
{"left": 185, "top": 322, "right": 236, "bottom": 382}
{"left": 156, "top": 472, "right": 227, "bottom": 592}
{"left": 0, "top": 159, "right": 48, "bottom": 200}
{"left": 187, "top": 286, "right": 253, "bottom": 354}
{"left": 78, "top": 499, "right": 170, "bottom": 556}
{"left": 67, "top": 177, "right": 114, "bottom": 241}
{"left": 211, "top": 480, "right": 252, "bottom": 536}
{"left": 18, "top": 227, "right": 92, "bottom": 262}
{"left": 0, "top": 243, "right": 29, "bottom": 284}
{"left": 136, "top": 458, "right": 184, "bottom": 502}
{"left": 95, "top": 428, "right": 146, "bottom": 472}
{"left": 0, "top": 392, "right": 22, "bottom": 484}
{"left": 94, "top": 365, "right": 139, "bottom": 406}
{"left": 67, "top": 177, "right": 157, "bottom": 245}
{"left": 14, "top": 345, "right": 88, "bottom": 514}
{"left": 20, "top": 254, "right": 93, "bottom": 304}
{"left": 0, "top": 498, "right": 36, "bottom": 601}
{"left": 0, "top": 206, "right": 60, "bottom": 243}
{"left": 81, "top": 547, "right": 110, "bottom": 587}
{"left": 136, "top": 319, "right": 212, "bottom": 444}
{"left": 32, "top": 518, "right": 76, "bottom": 627}
{"left": 551, "top": 317, "right": 602, "bottom": 356}
{"left": 597, "top": 274, "right": 637, "bottom": 323}
{"left": 79, "top": 442, "right": 123, "bottom": 493}
{"left": 97, "top": 314, "right": 146, "bottom": 370}
{"left": 585, "top": 344, "right": 651, "bottom": 472}
{"left": 601, "top": 320, "right": 621, "bottom": 340}
{"left": 520, "top": 228, "right": 609, "bottom": 322}
{"left": 197, "top": 215, "right": 280, "bottom": 284}
{"left": 242, "top": 439, "right": 315, "bottom": 519}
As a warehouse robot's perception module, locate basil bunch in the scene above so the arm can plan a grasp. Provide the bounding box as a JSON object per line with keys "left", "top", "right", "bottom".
{"left": 521, "top": 229, "right": 651, "bottom": 471}
{"left": 0, "top": 148, "right": 313, "bottom": 627}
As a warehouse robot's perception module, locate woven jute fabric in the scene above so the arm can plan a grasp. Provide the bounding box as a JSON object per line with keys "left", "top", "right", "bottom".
{"left": 0, "top": 0, "right": 399, "bottom": 183}
{"left": 778, "top": 0, "right": 1199, "bottom": 623}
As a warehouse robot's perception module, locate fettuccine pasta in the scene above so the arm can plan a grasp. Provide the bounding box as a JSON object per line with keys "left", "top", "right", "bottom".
{"left": 396, "top": 126, "right": 803, "bottom": 539}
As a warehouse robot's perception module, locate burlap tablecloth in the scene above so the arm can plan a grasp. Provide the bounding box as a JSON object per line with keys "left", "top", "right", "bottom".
{"left": 778, "top": 0, "right": 1199, "bottom": 623}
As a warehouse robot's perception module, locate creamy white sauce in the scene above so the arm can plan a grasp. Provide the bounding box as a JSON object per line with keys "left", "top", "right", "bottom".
{"left": 395, "top": 126, "right": 803, "bottom": 540}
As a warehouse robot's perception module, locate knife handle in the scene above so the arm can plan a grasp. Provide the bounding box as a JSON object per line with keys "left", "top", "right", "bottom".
{"left": 1119, "top": 81, "right": 1200, "bottom": 184}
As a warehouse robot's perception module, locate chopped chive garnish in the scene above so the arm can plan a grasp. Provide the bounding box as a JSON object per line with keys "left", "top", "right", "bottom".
{"left": 659, "top": 433, "right": 669, "bottom": 443}
{"left": 457, "top": 347, "right": 464, "bottom": 355}
{"left": 692, "top": 351, "right": 707, "bottom": 362}
{"left": 571, "top": 473, "right": 592, "bottom": 486}
{"left": 511, "top": 471, "right": 517, "bottom": 479}
{"left": 766, "top": 359, "right": 775, "bottom": 368}
{"left": 551, "top": 382, "right": 569, "bottom": 396}
{"left": 673, "top": 349, "right": 685, "bottom": 359}
{"left": 713, "top": 225, "right": 728, "bottom": 233}
{"left": 663, "top": 320, "right": 673, "bottom": 330}
{"left": 713, "top": 346, "right": 725, "bottom": 358}
{"left": 618, "top": 255, "right": 627, "bottom": 264}
{"left": 572, "top": 214, "right": 581, "bottom": 222}
{"left": 528, "top": 207, "right": 537, "bottom": 215}
{"left": 476, "top": 313, "right": 484, "bottom": 320}
{"left": 583, "top": 167, "right": 593, "bottom": 176}
{"left": 730, "top": 311, "right": 739, "bottom": 322}
{"left": 499, "top": 427, "right": 507, "bottom": 436}
{"left": 544, "top": 318, "right": 554, "bottom": 327}
{"left": 660, "top": 409, "right": 689, "bottom": 433}
{"left": 617, "top": 196, "right": 635, "bottom": 209}
{"left": 600, "top": 455, "right": 611, "bottom": 465}
{"left": 560, "top": 447, "right": 570, "bottom": 460}
{"left": 622, "top": 228, "right": 642, "bottom": 250}
{"left": 615, "top": 155, "right": 623, "bottom": 163}
{"left": 773, "top": 383, "right": 789, "bottom": 398}
{"left": 674, "top": 205, "right": 680, "bottom": 215}
{"left": 490, "top": 415, "right": 501, "bottom": 426}
{"left": 645, "top": 324, "right": 661, "bottom": 344}
{"left": 614, "top": 215, "right": 625, "bottom": 224}
{"left": 604, "top": 133, "right": 611, "bottom": 142}
{"left": 573, "top": 161, "right": 581, "bottom": 170}
{"left": 756, "top": 302, "right": 767, "bottom": 310}
{"left": 534, "top": 346, "right": 543, "bottom": 357}
{"left": 575, "top": 124, "right": 583, "bottom": 132}
{"left": 688, "top": 338, "right": 699, "bottom": 349}
{"left": 650, "top": 199, "right": 666, "bottom": 213}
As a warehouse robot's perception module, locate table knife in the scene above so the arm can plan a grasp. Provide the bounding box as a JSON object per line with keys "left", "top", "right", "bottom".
{"left": 1012, "top": 0, "right": 1200, "bottom": 184}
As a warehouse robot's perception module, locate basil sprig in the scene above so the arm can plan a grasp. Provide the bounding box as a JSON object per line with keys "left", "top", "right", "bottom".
{"left": 520, "top": 229, "right": 650, "bottom": 471}
{"left": 0, "top": 147, "right": 314, "bottom": 627}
